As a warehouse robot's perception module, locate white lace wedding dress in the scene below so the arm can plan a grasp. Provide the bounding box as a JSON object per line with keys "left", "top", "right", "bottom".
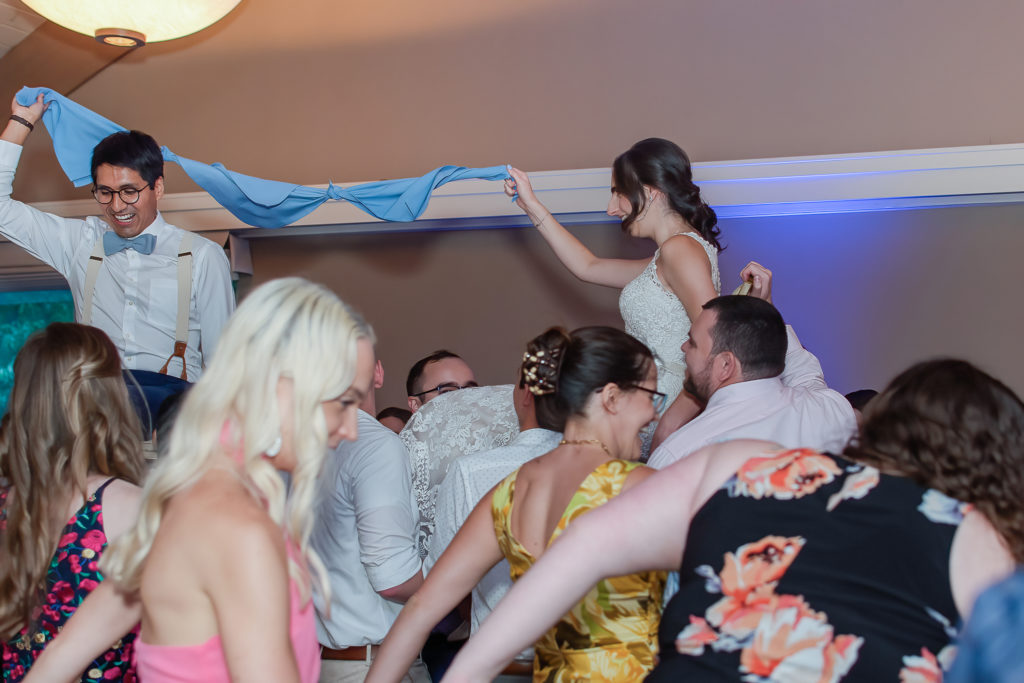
{"left": 618, "top": 232, "right": 721, "bottom": 409}
{"left": 399, "top": 384, "right": 519, "bottom": 557}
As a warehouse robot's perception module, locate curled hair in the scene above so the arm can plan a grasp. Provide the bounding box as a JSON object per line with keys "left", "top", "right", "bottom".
{"left": 612, "top": 138, "right": 722, "bottom": 250}
{"left": 0, "top": 324, "right": 144, "bottom": 638}
{"left": 90, "top": 130, "right": 164, "bottom": 188}
{"left": 846, "top": 359, "right": 1024, "bottom": 563}
{"left": 102, "top": 278, "right": 374, "bottom": 604}
{"left": 523, "top": 326, "right": 653, "bottom": 432}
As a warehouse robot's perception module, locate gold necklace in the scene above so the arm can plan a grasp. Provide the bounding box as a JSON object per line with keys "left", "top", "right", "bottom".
{"left": 559, "top": 439, "right": 612, "bottom": 457}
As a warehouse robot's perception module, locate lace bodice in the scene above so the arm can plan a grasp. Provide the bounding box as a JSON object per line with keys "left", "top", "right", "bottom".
{"left": 619, "top": 232, "right": 720, "bottom": 405}
{"left": 400, "top": 384, "right": 519, "bottom": 557}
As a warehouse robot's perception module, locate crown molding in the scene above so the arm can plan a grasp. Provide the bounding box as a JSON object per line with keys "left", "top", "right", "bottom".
{"left": 4, "top": 141, "right": 1024, "bottom": 289}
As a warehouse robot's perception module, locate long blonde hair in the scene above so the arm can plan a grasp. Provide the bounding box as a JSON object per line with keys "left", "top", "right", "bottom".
{"left": 0, "top": 323, "right": 144, "bottom": 638}
{"left": 102, "top": 278, "right": 373, "bottom": 601}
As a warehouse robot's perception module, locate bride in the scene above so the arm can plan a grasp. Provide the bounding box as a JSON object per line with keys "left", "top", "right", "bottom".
{"left": 506, "top": 138, "right": 721, "bottom": 449}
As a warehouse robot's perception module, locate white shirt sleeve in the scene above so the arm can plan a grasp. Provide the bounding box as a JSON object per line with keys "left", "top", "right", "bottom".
{"left": 348, "top": 433, "right": 423, "bottom": 592}
{"left": 779, "top": 325, "right": 828, "bottom": 390}
{"left": 191, "top": 237, "right": 234, "bottom": 364}
{"left": 0, "top": 140, "right": 83, "bottom": 278}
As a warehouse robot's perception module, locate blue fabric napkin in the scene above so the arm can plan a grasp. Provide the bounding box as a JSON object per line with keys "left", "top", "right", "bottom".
{"left": 17, "top": 86, "right": 509, "bottom": 229}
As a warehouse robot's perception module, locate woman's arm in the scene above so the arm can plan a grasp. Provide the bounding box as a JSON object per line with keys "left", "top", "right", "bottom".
{"left": 656, "top": 234, "right": 717, "bottom": 323}
{"left": 505, "top": 167, "right": 647, "bottom": 288}
{"left": 22, "top": 581, "right": 141, "bottom": 683}
{"left": 950, "top": 509, "right": 1015, "bottom": 619}
{"left": 366, "top": 491, "right": 505, "bottom": 683}
{"left": 441, "top": 440, "right": 770, "bottom": 682}
{"left": 441, "top": 456, "right": 704, "bottom": 682}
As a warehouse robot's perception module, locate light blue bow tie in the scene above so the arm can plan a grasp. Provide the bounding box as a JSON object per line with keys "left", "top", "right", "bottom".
{"left": 103, "top": 231, "right": 156, "bottom": 256}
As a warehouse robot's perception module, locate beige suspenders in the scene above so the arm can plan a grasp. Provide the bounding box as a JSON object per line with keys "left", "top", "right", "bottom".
{"left": 82, "top": 231, "right": 195, "bottom": 380}
{"left": 158, "top": 232, "right": 193, "bottom": 380}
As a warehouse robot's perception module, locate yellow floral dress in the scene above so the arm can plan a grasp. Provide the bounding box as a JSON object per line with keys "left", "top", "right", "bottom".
{"left": 491, "top": 460, "right": 665, "bottom": 682}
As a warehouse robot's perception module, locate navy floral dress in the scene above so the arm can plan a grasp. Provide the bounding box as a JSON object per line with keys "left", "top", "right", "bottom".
{"left": 651, "top": 449, "right": 968, "bottom": 682}
{"left": 1, "top": 479, "right": 137, "bottom": 682}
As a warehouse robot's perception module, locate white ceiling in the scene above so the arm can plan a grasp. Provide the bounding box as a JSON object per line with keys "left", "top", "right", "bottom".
{"left": 0, "top": 0, "right": 43, "bottom": 59}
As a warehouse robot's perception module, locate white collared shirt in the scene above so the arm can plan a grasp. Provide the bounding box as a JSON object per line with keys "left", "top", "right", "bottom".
{"left": 311, "top": 411, "right": 423, "bottom": 647}
{"left": 647, "top": 326, "right": 858, "bottom": 470}
{"left": 0, "top": 140, "right": 234, "bottom": 379}
{"left": 427, "top": 428, "right": 562, "bottom": 632}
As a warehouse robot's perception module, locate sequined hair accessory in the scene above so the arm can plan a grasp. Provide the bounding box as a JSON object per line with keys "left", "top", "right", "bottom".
{"left": 521, "top": 347, "right": 562, "bottom": 396}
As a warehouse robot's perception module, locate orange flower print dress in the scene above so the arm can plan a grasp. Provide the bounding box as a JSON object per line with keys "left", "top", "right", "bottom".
{"left": 492, "top": 460, "right": 665, "bottom": 683}
{"left": 649, "top": 449, "right": 967, "bottom": 682}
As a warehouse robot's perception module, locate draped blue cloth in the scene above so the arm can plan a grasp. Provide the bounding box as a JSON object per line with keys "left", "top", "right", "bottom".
{"left": 16, "top": 87, "right": 509, "bottom": 229}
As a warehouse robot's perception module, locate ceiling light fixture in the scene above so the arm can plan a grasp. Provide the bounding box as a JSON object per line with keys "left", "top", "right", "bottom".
{"left": 21, "top": 0, "right": 243, "bottom": 48}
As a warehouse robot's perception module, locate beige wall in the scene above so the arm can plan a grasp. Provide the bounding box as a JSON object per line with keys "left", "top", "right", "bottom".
{"left": 247, "top": 202, "right": 1024, "bottom": 410}
{"left": 7, "top": 0, "right": 1024, "bottom": 202}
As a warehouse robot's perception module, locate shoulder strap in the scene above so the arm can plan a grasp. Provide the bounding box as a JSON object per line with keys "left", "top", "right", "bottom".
{"left": 81, "top": 237, "right": 106, "bottom": 325}
{"left": 91, "top": 477, "right": 119, "bottom": 500}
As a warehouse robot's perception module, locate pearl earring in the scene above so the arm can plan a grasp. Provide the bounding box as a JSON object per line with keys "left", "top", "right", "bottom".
{"left": 265, "top": 436, "right": 282, "bottom": 458}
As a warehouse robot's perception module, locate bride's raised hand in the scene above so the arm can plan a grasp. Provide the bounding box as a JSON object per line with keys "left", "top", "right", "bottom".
{"left": 504, "top": 166, "right": 546, "bottom": 220}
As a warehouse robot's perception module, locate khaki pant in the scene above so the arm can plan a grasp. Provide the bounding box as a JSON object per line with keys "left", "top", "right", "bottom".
{"left": 319, "top": 657, "right": 431, "bottom": 683}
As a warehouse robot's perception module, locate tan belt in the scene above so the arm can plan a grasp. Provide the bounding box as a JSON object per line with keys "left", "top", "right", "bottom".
{"left": 321, "top": 644, "right": 379, "bottom": 661}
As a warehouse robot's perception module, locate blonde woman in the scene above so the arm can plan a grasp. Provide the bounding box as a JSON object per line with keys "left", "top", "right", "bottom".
{"left": 0, "top": 323, "right": 145, "bottom": 682}
{"left": 24, "top": 278, "right": 375, "bottom": 683}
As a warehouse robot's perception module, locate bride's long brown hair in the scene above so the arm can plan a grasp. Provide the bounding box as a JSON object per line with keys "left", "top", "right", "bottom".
{"left": 0, "top": 323, "right": 144, "bottom": 638}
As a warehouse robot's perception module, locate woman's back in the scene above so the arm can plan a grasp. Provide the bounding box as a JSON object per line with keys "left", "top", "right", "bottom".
{"left": 136, "top": 468, "right": 321, "bottom": 683}
{"left": 1, "top": 478, "right": 137, "bottom": 683}
{"left": 653, "top": 448, "right": 970, "bottom": 681}
{"left": 492, "top": 453, "right": 665, "bottom": 682}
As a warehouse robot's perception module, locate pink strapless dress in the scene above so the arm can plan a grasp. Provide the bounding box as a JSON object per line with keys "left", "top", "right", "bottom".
{"left": 135, "top": 550, "right": 320, "bottom": 683}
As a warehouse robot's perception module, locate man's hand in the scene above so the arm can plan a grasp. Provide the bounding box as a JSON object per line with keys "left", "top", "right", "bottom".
{"left": 3, "top": 93, "right": 47, "bottom": 145}
{"left": 739, "top": 261, "right": 773, "bottom": 303}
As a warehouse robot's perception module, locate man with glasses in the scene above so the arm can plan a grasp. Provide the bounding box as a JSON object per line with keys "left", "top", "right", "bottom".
{"left": 1, "top": 94, "right": 234, "bottom": 431}
{"left": 405, "top": 349, "right": 478, "bottom": 413}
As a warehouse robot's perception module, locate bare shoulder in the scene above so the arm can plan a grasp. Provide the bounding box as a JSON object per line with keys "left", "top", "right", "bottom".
{"left": 620, "top": 463, "right": 656, "bottom": 492}
{"left": 659, "top": 232, "right": 713, "bottom": 267}
{"left": 100, "top": 479, "right": 143, "bottom": 542}
{"left": 168, "top": 471, "right": 287, "bottom": 563}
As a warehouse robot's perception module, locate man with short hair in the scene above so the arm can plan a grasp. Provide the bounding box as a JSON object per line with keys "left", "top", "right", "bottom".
{"left": 312, "top": 358, "right": 429, "bottom": 682}
{"left": 406, "top": 350, "right": 478, "bottom": 413}
{"left": 647, "top": 281, "right": 856, "bottom": 470}
{"left": 2, "top": 94, "right": 234, "bottom": 424}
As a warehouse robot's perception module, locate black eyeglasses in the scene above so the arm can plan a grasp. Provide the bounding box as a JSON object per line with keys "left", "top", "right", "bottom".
{"left": 92, "top": 185, "right": 150, "bottom": 205}
{"left": 411, "top": 381, "right": 479, "bottom": 399}
{"left": 628, "top": 385, "right": 668, "bottom": 413}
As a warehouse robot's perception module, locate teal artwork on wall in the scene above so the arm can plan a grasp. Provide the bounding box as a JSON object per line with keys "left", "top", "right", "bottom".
{"left": 0, "top": 290, "right": 75, "bottom": 415}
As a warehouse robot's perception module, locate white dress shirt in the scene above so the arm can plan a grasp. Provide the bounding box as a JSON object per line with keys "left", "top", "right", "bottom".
{"left": 427, "top": 428, "right": 562, "bottom": 633}
{"left": 0, "top": 140, "right": 234, "bottom": 379}
{"left": 647, "top": 326, "right": 858, "bottom": 470}
{"left": 311, "top": 411, "right": 423, "bottom": 647}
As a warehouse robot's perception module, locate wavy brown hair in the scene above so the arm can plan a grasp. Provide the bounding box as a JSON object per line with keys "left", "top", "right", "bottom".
{"left": 845, "top": 359, "right": 1024, "bottom": 563}
{"left": 0, "top": 323, "right": 144, "bottom": 638}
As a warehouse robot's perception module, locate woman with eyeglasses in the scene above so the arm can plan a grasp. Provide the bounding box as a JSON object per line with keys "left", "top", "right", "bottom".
{"left": 506, "top": 139, "right": 730, "bottom": 450}
{"left": 366, "top": 326, "right": 666, "bottom": 683}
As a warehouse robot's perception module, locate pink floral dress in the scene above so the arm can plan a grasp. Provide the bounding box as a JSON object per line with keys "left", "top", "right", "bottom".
{"left": 1, "top": 479, "right": 137, "bottom": 682}
{"left": 652, "top": 449, "right": 967, "bottom": 682}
